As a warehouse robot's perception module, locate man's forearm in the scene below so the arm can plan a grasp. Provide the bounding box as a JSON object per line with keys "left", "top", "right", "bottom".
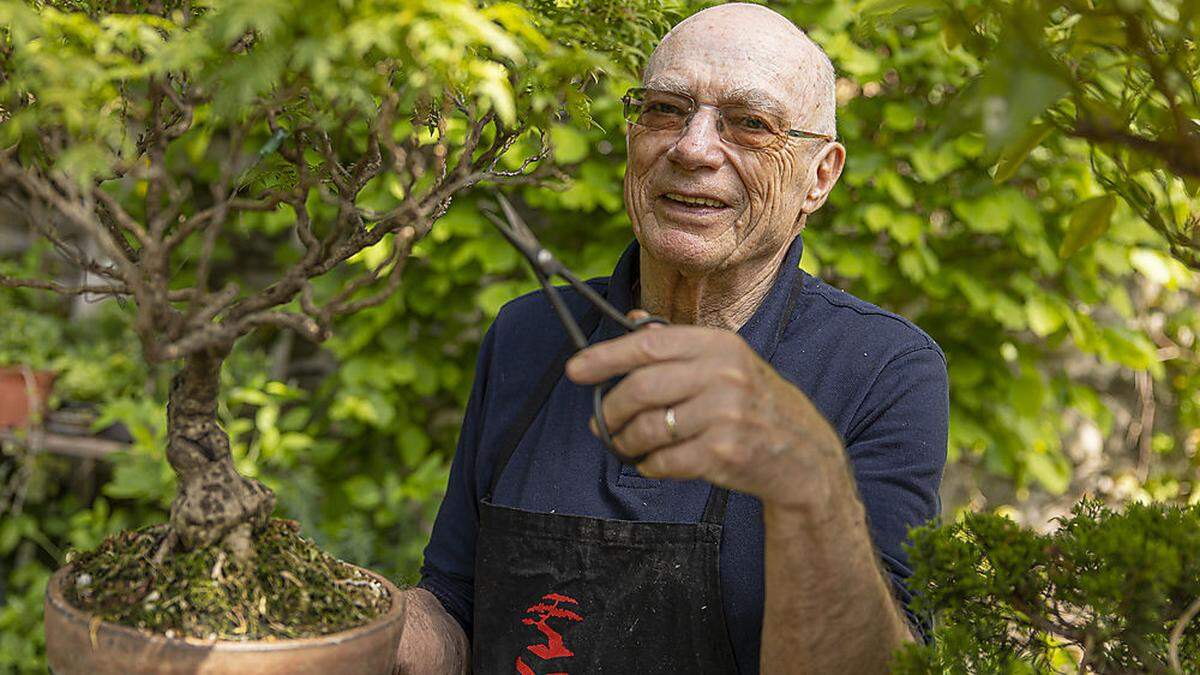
{"left": 394, "top": 587, "right": 470, "bottom": 675}
{"left": 759, "top": 474, "right": 912, "bottom": 674}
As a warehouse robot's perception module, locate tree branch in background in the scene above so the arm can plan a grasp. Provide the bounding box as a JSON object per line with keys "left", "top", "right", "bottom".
{"left": 1169, "top": 595, "right": 1200, "bottom": 674}
{"left": 1069, "top": 120, "right": 1200, "bottom": 181}
{"left": 0, "top": 274, "right": 129, "bottom": 297}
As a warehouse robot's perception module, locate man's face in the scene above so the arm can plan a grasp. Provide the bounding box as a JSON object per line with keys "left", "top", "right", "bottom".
{"left": 624, "top": 11, "right": 831, "bottom": 275}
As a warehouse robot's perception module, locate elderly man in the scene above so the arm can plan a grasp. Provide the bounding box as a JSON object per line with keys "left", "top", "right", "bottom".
{"left": 397, "top": 4, "right": 947, "bottom": 673}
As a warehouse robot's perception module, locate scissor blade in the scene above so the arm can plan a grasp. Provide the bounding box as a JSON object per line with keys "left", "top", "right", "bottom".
{"left": 481, "top": 208, "right": 535, "bottom": 258}
{"left": 492, "top": 192, "right": 541, "bottom": 254}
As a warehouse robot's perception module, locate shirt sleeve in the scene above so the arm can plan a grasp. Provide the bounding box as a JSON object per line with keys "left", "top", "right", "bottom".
{"left": 417, "top": 323, "right": 497, "bottom": 640}
{"left": 842, "top": 344, "right": 948, "bottom": 643}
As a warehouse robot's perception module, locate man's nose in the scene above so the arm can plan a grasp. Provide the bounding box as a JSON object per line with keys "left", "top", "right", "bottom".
{"left": 665, "top": 106, "right": 724, "bottom": 170}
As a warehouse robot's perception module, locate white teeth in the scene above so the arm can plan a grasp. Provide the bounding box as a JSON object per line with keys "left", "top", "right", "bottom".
{"left": 665, "top": 193, "right": 725, "bottom": 208}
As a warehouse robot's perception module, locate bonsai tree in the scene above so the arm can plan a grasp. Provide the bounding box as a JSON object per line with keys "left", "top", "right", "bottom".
{"left": 0, "top": 0, "right": 667, "bottom": 583}
{"left": 894, "top": 500, "right": 1200, "bottom": 673}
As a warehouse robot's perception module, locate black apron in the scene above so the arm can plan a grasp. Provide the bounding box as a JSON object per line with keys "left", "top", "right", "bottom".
{"left": 472, "top": 308, "right": 740, "bottom": 674}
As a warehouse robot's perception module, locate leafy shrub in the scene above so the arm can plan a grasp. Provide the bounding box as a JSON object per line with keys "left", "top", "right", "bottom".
{"left": 896, "top": 500, "right": 1200, "bottom": 673}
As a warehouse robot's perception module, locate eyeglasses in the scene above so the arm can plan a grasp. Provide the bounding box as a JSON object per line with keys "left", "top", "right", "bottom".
{"left": 621, "top": 86, "right": 835, "bottom": 150}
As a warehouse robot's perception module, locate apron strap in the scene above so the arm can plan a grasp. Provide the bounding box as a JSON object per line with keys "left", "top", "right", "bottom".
{"left": 767, "top": 271, "right": 806, "bottom": 361}
{"left": 486, "top": 305, "right": 604, "bottom": 499}
{"left": 700, "top": 485, "right": 730, "bottom": 525}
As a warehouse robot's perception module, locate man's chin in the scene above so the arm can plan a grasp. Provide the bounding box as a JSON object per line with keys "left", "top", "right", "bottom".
{"left": 637, "top": 225, "right": 732, "bottom": 274}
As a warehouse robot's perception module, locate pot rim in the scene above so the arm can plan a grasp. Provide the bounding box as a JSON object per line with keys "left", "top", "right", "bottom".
{"left": 0, "top": 365, "right": 57, "bottom": 378}
{"left": 47, "top": 560, "right": 406, "bottom": 652}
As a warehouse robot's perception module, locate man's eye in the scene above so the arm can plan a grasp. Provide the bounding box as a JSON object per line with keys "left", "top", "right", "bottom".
{"left": 733, "top": 115, "right": 771, "bottom": 131}
{"left": 646, "top": 102, "right": 685, "bottom": 115}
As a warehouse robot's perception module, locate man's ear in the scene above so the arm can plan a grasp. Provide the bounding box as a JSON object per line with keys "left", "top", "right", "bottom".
{"left": 799, "top": 142, "right": 845, "bottom": 215}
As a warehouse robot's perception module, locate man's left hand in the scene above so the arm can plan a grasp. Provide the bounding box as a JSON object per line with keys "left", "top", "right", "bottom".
{"left": 564, "top": 312, "right": 851, "bottom": 512}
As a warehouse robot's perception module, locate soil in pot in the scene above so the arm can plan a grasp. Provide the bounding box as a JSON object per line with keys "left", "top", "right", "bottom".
{"left": 64, "top": 518, "right": 391, "bottom": 640}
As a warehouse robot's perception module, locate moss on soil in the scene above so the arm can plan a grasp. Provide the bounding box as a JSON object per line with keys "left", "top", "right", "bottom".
{"left": 65, "top": 518, "right": 391, "bottom": 641}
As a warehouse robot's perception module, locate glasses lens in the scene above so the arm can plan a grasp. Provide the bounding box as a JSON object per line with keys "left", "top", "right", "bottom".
{"left": 623, "top": 88, "right": 799, "bottom": 150}
{"left": 720, "top": 106, "right": 784, "bottom": 149}
{"left": 625, "top": 89, "right": 691, "bottom": 130}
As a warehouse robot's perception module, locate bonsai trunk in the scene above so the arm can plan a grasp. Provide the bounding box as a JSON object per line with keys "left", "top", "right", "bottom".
{"left": 160, "top": 348, "right": 274, "bottom": 562}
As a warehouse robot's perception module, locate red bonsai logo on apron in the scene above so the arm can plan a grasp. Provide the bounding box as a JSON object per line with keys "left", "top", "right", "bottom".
{"left": 515, "top": 592, "right": 583, "bottom": 674}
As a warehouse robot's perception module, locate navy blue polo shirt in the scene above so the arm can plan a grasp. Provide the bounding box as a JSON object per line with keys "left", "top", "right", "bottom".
{"left": 419, "top": 233, "right": 948, "bottom": 673}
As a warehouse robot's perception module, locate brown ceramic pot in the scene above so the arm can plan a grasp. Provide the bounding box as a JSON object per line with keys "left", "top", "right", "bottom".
{"left": 44, "top": 563, "right": 407, "bottom": 675}
{"left": 0, "top": 366, "right": 56, "bottom": 429}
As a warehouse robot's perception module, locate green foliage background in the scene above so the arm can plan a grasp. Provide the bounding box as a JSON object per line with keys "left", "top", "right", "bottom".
{"left": 1, "top": 0, "right": 1198, "bottom": 672}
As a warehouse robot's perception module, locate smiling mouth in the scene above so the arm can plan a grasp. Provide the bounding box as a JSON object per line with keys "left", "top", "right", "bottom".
{"left": 660, "top": 192, "right": 729, "bottom": 209}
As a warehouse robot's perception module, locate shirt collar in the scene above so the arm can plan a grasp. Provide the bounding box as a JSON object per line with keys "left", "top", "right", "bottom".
{"left": 593, "top": 234, "right": 806, "bottom": 363}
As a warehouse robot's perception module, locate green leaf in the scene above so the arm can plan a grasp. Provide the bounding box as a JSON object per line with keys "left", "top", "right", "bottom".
{"left": 941, "top": 18, "right": 967, "bottom": 51}
{"left": 1129, "top": 248, "right": 1173, "bottom": 285}
{"left": 1058, "top": 194, "right": 1116, "bottom": 259}
{"left": 951, "top": 272, "right": 991, "bottom": 311}
{"left": 1024, "top": 451, "right": 1070, "bottom": 494}
{"left": 471, "top": 61, "right": 516, "bottom": 125}
{"left": 883, "top": 103, "right": 918, "bottom": 132}
{"left": 822, "top": 33, "right": 882, "bottom": 77}
{"left": 993, "top": 121, "right": 1052, "bottom": 184}
{"left": 1011, "top": 368, "right": 1047, "bottom": 418}
{"left": 1183, "top": 175, "right": 1200, "bottom": 198}
{"left": 550, "top": 124, "right": 589, "bottom": 164}
{"left": 991, "top": 293, "right": 1027, "bottom": 330}
{"left": 890, "top": 213, "right": 923, "bottom": 245}
{"left": 971, "top": 40, "right": 1070, "bottom": 153}
{"left": 1100, "top": 327, "right": 1158, "bottom": 372}
{"left": 475, "top": 280, "right": 527, "bottom": 317}
{"left": 898, "top": 249, "right": 926, "bottom": 281}
{"left": 864, "top": 204, "right": 893, "bottom": 232}
{"left": 854, "top": 0, "right": 943, "bottom": 20}
{"left": 255, "top": 405, "right": 278, "bottom": 434}
{"left": 952, "top": 191, "right": 1020, "bottom": 234}
{"left": 399, "top": 425, "right": 432, "bottom": 466}
{"left": 344, "top": 475, "right": 381, "bottom": 510}
{"left": 878, "top": 171, "right": 914, "bottom": 208}
{"left": 0, "top": 516, "right": 21, "bottom": 555}
{"left": 1024, "top": 297, "right": 1062, "bottom": 337}
{"left": 909, "top": 141, "right": 965, "bottom": 183}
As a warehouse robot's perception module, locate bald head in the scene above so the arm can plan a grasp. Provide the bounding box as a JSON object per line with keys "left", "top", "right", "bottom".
{"left": 644, "top": 3, "right": 836, "bottom": 137}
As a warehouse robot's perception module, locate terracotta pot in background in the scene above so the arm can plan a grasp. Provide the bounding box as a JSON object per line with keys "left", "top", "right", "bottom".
{"left": 0, "top": 366, "right": 56, "bottom": 429}
{"left": 44, "top": 564, "right": 407, "bottom": 675}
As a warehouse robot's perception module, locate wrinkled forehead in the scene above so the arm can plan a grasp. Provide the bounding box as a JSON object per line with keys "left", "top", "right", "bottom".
{"left": 644, "top": 10, "right": 814, "bottom": 118}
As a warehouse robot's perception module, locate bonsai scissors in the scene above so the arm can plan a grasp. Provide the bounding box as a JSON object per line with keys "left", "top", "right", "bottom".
{"left": 481, "top": 192, "right": 667, "bottom": 458}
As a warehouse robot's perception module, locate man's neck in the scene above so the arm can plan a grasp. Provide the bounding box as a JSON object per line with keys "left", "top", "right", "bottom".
{"left": 635, "top": 244, "right": 791, "bottom": 331}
